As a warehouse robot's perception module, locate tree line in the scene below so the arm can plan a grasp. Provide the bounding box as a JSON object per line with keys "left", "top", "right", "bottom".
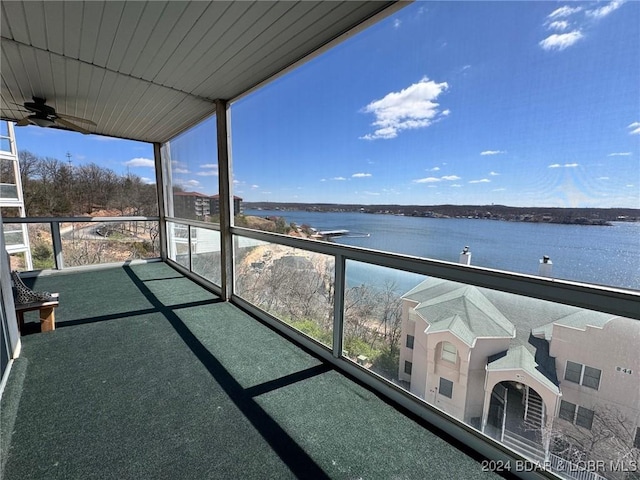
{"left": 2, "top": 150, "right": 158, "bottom": 217}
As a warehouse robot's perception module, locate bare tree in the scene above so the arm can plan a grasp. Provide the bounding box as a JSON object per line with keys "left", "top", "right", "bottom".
{"left": 550, "top": 405, "right": 640, "bottom": 480}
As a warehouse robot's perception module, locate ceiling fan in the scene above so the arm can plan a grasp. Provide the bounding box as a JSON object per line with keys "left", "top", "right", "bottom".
{"left": 15, "top": 97, "right": 96, "bottom": 134}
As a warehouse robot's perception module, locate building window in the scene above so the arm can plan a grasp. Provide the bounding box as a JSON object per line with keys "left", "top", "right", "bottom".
{"left": 404, "top": 361, "right": 413, "bottom": 375}
{"left": 565, "top": 361, "right": 583, "bottom": 383}
{"left": 575, "top": 407, "right": 594, "bottom": 430}
{"left": 559, "top": 400, "right": 576, "bottom": 422}
{"left": 564, "top": 361, "right": 601, "bottom": 390}
{"left": 439, "top": 377, "right": 453, "bottom": 399}
{"left": 406, "top": 334, "right": 414, "bottom": 349}
{"left": 441, "top": 342, "right": 457, "bottom": 363}
{"left": 559, "top": 400, "right": 594, "bottom": 430}
{"left": 582, "top": 366, "right": 601, "bottom": 390}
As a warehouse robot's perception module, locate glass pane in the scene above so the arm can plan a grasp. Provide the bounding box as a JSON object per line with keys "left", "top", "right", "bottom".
{"left": 341, "top": 262, "right": 639, "bottom": 474}
{"left": 406, "top": 335, "right": 414, "bottom": 349}
{"left": 162, "top": 116, "right": 220, "bottom": 222}
{"left": 230, "top": 1, "right": 640, "bottom": 291}
{"left": 575, "top": 407, "right": 594, "bottom": 430}
{"left": 441, "top": 342, "right": 457, "bottom": 363}
{"left": 344, "top": 261, "right": 425, "bottom": 380}
{"left": 234, "top": 235, "right": 334, "bottom": 348}
{"left": 439, "top": 378, "right": 454, "bottom": 399}
{"left": 167, "top": 222, "right": 190, "bottom": 270}
{"left": 582, "top": 366, "right": 601, "bottom": 390}
{"left": 5, "top": 223, "right": 54, "bottom": 270}
{"left": 565, "top": 361, "right": 582, "bottom": 384}
{"left": 61, "top": 220, "right": 160, "bottom": 267}
{"left": 9, "top": 131, "right": 157, "bottom": 218}
{"left": 191, "top": 227, "right": 221, "bottom": 286}
{"left": 0, "top": 158, "right": 17, "bottom": 185}
{"left": 559, "top": 401, "right": 576, "bottom": 422}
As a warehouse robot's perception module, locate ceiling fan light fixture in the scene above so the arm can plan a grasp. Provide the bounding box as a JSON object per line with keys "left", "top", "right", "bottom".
{"left": 28, "top": 115, "right": 55, "bottom": 128}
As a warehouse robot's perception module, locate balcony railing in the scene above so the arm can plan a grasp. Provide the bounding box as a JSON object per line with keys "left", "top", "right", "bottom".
{"left": 4, "top": 216, "right": 161, "bottom": 271}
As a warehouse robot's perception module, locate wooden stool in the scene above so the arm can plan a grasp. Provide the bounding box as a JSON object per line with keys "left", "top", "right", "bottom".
{"left": 15, "top": 293, "right": 60, "bottom": 332}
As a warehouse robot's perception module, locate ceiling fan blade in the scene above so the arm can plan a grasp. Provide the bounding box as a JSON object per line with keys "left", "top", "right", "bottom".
{"left": 15, "top": 117, "right": 31, "bottom": 127}
{"left": 55, "top": 117, "right": 91, "bottom": 134}
{"left": 57, "top": 112, "right": 97, "bottom": 126}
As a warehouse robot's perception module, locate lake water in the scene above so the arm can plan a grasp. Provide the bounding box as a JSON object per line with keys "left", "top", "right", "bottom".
{"left": 243, "top": 209, "right": 640, "bottom": 291}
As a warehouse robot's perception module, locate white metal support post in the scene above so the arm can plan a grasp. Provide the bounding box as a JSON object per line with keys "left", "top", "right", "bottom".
{"left": 216, "top": 100, "right": 234, "bottom": 301}
{"left": 153, "top": 142, "right": 167, "bottom": 260}
{"left": 332, "top": 254, "right": 346, "bottom": 358}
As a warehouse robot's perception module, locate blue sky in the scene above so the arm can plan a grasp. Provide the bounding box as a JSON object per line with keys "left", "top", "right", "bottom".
{"left": 13, "top": 1, "right": 640, "bottom": 208}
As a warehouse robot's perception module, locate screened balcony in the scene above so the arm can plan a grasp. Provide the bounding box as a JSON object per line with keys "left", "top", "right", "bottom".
{"left": 1, "top": 2, "right": 639, "bottom": 480}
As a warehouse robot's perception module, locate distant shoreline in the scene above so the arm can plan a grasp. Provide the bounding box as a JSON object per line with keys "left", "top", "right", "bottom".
{"left": 242, "top": 203, "right": 639, "bottom": 226}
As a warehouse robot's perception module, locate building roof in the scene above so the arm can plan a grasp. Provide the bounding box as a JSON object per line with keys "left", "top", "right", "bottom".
{"left": 486, "top": 346, "right": 560, "bottom": 393}
{"left": 531, "top": 309, "right": 615, "bottom": 341}
{"left": 0, "top": 1, "right": 401, "bottom": 144}
{"left": 406, "top": 278, "right": 516, "bottom": 346}
{"left": 404, "top": 277, "right": 615, "bottom": 352}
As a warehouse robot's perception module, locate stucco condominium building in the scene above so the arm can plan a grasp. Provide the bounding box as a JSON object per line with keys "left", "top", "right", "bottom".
{"left": 172, "top": 191, "right": 242, "bottom": 221}
{"left": 398, "top": 276, "right": 640, "bottom": 467}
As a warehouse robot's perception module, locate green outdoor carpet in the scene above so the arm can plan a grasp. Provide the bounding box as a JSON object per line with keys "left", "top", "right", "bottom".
{"left": 2, "top": 262, "right": 507, "bottom": 479}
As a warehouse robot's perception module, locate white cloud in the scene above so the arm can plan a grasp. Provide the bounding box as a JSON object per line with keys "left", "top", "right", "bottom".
{"left": 608, "top": 152, "right": 631, "bottom": 156}
{"left": 587, "top": 0, "right": 625, "bottom": 19}
{"left": 492, "top": 188, "right": 506, "bottom": 192}
{"left": 125, "top": 157, "right": 154, "bottom": 168}
{"left": 450, "top": 184, "right": 462, "bottom": 188}
{"left": 360, "top": 77, "right": 449, "bottom": 140}
{"left": 469, "top": 179, "right": 490, "bottom": 184}
{"left": 548, "top": 5, "right": 582, "bottom": 19}
{"left": 332, "top": 176, "right": 347, "bottom": 181}
{"left": 251, "top": 184, "right": 259, "bottom": 189}
{"left": 393, "top": 19, "right": 401, "bottom": 29}
{"left": 352, "top": 173, "right": 372, "bottom": 178}
{"left": 548, "top": 20, "right": 570, "bottom": 31}
{"left": 441, "top": 109, "right": 451, "bottom": 116}
{"left": 200, "top": 163, "right": 217, "bottom": 169}
{"left": 362, "top": 191, "right": 381, "bottom": 196}
{"left": 414, "top": 175, "right": 460, "bottom": 183}
{"left": 196, "top": 170, "right": 218, "bottom": 176}
{"left": 480, "top": 150, "right": 506, "bottom": 156}
{"left": 140, "top": 177, "right": 155, "bottom": 185}
{"left": 173, "top": 168, "right": 190, "bottom": 174}
{"left": 429, "top": 167, "right": 441, "bottom": 172}
{"left": 549, "top": 163, "right": 579, "bottom": 168}
{"left": 628, "top": 122, "right": 640, "bottom": 135}
{"left": 490, "top": 171, "right": 500, "bottom": 176}
{"left": 539, "top": 31, "right": 584, "bottom": 51}
{"left": 598, "top": 177, "right": 610, "bottom": 180}
{"left": 414, "top": 177, "right": 441, "bottom": 183}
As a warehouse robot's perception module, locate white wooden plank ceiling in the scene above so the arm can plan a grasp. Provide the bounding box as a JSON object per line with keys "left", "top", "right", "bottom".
{"left": 0, "top": 1, "right": 399, "bottom": 143}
